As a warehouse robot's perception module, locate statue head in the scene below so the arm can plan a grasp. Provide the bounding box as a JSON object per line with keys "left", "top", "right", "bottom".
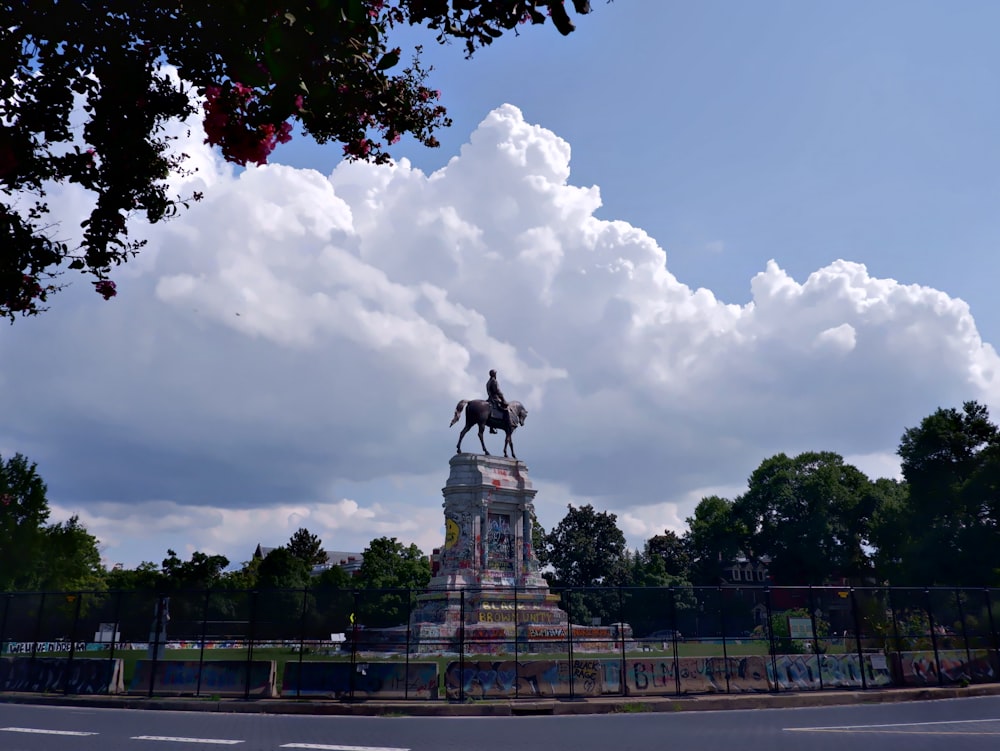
{"left": 489, "top": 369, "right": 497, "bottom": 377}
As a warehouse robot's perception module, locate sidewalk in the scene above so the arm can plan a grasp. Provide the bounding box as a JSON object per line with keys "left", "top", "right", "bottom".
{"left": 2, "top": 683, "right": 1000, "bottom": 716}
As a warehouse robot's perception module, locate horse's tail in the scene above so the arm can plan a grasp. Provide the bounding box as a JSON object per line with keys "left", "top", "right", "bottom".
{"left": 449, "top": 400, "right": 468, "bottom": 427}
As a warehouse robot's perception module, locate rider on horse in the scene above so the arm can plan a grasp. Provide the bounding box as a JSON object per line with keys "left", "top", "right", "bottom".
{"left": 486, "top": 369, "right": 508, "bottom": 434}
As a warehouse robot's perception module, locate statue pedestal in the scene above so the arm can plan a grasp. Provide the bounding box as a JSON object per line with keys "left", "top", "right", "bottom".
{"left": 409, "top": 454, "right": 568, "bottom": 650}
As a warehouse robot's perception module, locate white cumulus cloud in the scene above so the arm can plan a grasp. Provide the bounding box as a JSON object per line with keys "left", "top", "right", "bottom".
{"left": 2, "top": 104, "right": 999, "bottom": 567}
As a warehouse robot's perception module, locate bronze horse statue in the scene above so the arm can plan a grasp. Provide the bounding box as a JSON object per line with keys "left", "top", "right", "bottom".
{"left": 450, "top": 399, "right": 528, "bottom": 459}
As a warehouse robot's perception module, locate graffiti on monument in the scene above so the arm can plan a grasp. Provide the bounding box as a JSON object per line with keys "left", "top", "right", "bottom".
{"left": 440, "top": 511, "right": 475, "bottom": 570}
{"left": 486, "top": 512, "right": 514, "bottom": 571}
{"left": 465, "top": 626, "right": 509, "bottom": 655}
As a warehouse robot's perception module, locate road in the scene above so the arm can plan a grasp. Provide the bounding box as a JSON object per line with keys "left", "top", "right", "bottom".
{"left": 0, "top": 696, "right": 999, "bottom": 751}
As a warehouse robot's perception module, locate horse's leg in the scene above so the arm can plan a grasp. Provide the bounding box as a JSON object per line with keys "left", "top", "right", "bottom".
{"left": 506, "top": 430, "right": 517, "bottom": 460}
{"left": 457, "top": 417, "right": 473, "bottom": 453}
{"left": 478, "top": 422, "right": 490, "bottom": 455}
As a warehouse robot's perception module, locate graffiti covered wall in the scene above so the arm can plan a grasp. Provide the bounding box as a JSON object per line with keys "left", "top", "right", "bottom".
{"left": 619, "top": 657, "right": 770, "bottom": 695}
{"left": 769, "top": 653, "right": 891, "bottom": 690}
{"left": 129, "top": 660, "right": 275, "bottom": 697}
{"left": 445, "top": 659, "right": 604, "bottom": 698}
{"left": 0, "top": 657, "right": 124, "bottom": 694}
{"left": 894, "top": 650, "right": 997, "bottom": 686}
{"left": 281, "top": 661, "right": 438, "bottom": 699}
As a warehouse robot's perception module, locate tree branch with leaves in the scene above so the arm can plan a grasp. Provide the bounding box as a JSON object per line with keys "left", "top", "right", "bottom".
{"left": 1, "top": 0, "right": 595, "bottom": 319}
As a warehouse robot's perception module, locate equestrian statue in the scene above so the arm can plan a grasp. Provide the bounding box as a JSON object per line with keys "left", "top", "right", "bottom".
{"left": 450, "top": 369, "right": 528, "bottom": 459}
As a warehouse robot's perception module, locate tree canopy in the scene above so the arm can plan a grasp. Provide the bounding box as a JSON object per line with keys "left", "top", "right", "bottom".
{"left": 1, "top": 1, "right": 593, "bottom": 319}
{"left": 544, "top": 503, "right": 628, "bottom": 588}
{"left": 881, "top": 401, "right": 1000, "bottom": 585}
{"left": 0, "top": 452, "right": 103, "bottom": 592}
{"left": 286, "top": 527, "right": 327, "bottom": 568}
{"left": 733, "top": 451, "right": 879, "bottom": 585}
{"left": 355, "top": 535, "right": 430, "bottom": 591}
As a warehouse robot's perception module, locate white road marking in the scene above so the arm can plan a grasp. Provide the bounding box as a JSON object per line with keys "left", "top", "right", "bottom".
{"left": 787, "top": 717, "right": 1000, "bottom": 733}
{"left": 1, "top": 726, "right": 98, "bottom": 736}
{"left": 132, "top": 736, "right": 243, "bottom": 744}
{"left": 280, "top": 745, "right": 410, "bottom": 751}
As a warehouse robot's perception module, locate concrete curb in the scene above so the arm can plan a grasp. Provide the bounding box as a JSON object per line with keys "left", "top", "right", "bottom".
{"left": 2, "top": 684, "right": 1000, "bottom": 716}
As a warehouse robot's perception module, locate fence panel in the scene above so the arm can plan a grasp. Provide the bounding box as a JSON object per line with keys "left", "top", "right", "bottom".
{"left": 2, "top": 584, "right": 1000, "bottom": 699}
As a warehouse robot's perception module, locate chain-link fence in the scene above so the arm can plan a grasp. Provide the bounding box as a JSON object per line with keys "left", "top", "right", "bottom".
{"left": 1, "top": 585, "right": 998, "bottom": 699}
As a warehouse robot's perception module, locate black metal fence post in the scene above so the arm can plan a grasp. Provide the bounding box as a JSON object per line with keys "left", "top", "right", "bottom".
{"left": 107, "top": 590, "right": 123, "bottom": 695}
{"left": 718, "top": 587, "right": 731, "bottom": 694}
{"left": 618, "top": 585, "right": 627, "bottom": 697}
{"left": 888, "top": 587, "right": 903, "bottom": 657}
{"left": 985, "top": 589, "right": 999, "bottom": 682}
{"left": 349, "top": 590, "right": 360, "bottom": 701}
{"left": 764, "top": 587, "right": 777, "bottom": 691}
{"left": 955, "top": 588, "right": 974, "bottom": 678}
{"left": 566, "top": 590, "right": 575, "bottom": 699}
{"left": 64, "top": 591, "right": 84, "bottom": 694}
{"left": 244, "top": 590, "right": 258, "bottom": 701}
{"left": 404, "top": 588, "right": 412, "bottom": 701}
{"left": 30, "top": 592, "right": 46, "bottom": 673}
{"left": 669, "top": 586, "right": 681, "bottom": 696}
{"left": 513, "top": 585, "right": 520, "bottom": 699}
{"left": 925, "top": 588, "right": 943, "bottom": 687}
{"left": 295, "top": 585, "right": 309, "bottom": 699}
{"left": 848, "top": 587, "right": 867, "bottom": 690}
{"left": 808, "top": 585, "right": 823, "bottom": 691}
{"left": 147, "top": 594, "right": 164, "bottom": 698}
{"left": 196, "top": 589, "right": 210, "bottom": 697}
{"left": 458, "top": 589, "right": 465, "bottom": 702}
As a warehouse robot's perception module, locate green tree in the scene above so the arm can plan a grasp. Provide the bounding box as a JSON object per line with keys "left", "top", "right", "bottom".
{"left": 160, "top": 549, "right": 231, "bottom": 591}
{"left": 354, "top": 536, "right": 430, "bottom": 627}
{"left": 0, "top": 452, "right": 50, "bottom": 590}
{"left": 314, "top": 563, "right": 352, "bottom": 590}
{"left": 105, "top": 560, "right": 163, "bottom": 592}
{"left": 0, "top": 453, "right": 104, "bottom": 593}
{"left": 355, "top": 536, "right": 430, "bottom": 591}
{"left": 530, "top": 513, "right": 548, "bottom": 568}
{"left": 253, "top": 546, "right": 314, "bottom": 637}
{"left": 36, "top": 516, "right": 105, "bottom": 592}
{"left": 286, "top": 527, "right": 327, "bottom": 568}
{"left": 544, "top": 504, "right": 628, "bottom": 588}
{"left": 888, "top": 401, "right": 1000, "bottom": 585}
{"left": 644, "top": 530, "right": 692, "bottom": 579}
{"left": 257, "top": 546, "right": 311, "bottom": 590}
{"left": 218, "top": 556, "right": 261, "bottom": 591}
{"left": 2, "top": 0, "right": 594, "bottom": 318}
{"left": 544, "top": 504, "right": 628, "bottom": 625}
{"left": 684, "top": 495, "right": 747, "bottom": 585}
{"left": 867, "top": 477, "right": 911, "bottom": 584}
{"left": 733, "top": 452, "right": 879, "bottom": 585}
{"left": 617, "top": 547, "right": 696, "bottom": 635}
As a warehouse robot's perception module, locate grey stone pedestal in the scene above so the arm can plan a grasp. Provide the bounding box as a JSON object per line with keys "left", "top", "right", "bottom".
{"left": 409, "top": 454, "right": 568, "bottom": 650}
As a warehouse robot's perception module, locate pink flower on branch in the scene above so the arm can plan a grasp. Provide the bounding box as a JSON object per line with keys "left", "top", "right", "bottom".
{"left": 202, "top": 82, "right": 295, "bottom": 166}
{"left": 93, "top": 279, "right": 117, "bottom": 300}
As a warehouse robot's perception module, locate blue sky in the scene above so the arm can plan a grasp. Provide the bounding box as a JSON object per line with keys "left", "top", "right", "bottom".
{"left": 3, "top": 1, "right": 1000, "bottom": 568}
{"left": 376, "top": 1, "right": 1000, "bottom": 341}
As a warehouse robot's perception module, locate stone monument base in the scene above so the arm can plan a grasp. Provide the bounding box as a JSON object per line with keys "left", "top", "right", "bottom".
{"left": 345, "top": 453, "right": 632, "bottom": 655}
